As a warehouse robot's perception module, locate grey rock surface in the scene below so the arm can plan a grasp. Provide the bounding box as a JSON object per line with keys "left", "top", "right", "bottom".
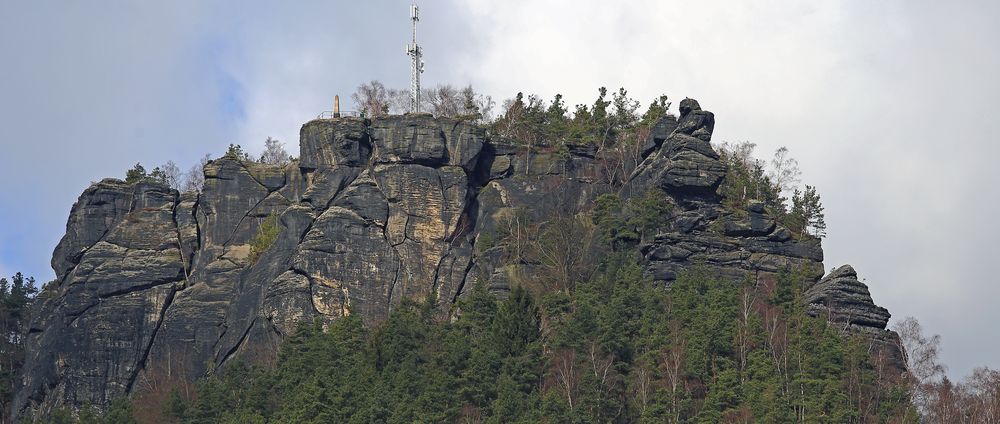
{"left": 805, "top": 264, "right": 891, "bottom": 329}
{"left": 16, "top": 181, "right": 184, "bottom": 417}
{"left": 804, "top": 264, "right": 906, "bottom": 372}
{"left": 12, "top": 101, "right": 903, "bottom": 420}
{"left": 629, "top": 100, "right": 726, "bottom": 196}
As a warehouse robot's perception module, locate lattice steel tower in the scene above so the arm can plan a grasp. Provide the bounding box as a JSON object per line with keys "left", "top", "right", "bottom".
{"left": 406, "top": 4, "right": 424, "bottom": 113}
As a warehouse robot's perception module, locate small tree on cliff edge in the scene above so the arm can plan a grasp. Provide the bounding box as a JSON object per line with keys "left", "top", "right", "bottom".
{"left": 789, "top": 185, "right": 826, "bottom": 238}
{"left": 225, "top": 144, "right": 251, "bottom": 162}
{"left": 125, "top": 162, "right": 171, "bottom": 186}
{"left": 125, "top": 163, "right": 147, "bottom": 184}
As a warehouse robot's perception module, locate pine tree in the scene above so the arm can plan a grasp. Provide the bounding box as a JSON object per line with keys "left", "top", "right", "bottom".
{"left": 124, "top": 163, "right": 147, "bottom": 184}
{"left": 149, "top": 166, "right": 168, "bottom": 185}
{"left": 1, "top": 272, "right": 36, "bottom": 420}
{"left": 790, "top": 185, "right": 826, "bottom": 238}
{"left": 639, "top": 94, "right": 672, "bottom": 127}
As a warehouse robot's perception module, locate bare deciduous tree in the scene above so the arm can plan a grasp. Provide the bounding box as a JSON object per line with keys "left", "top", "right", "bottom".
{"left": 387, "top": 88, "right": 411, "bottom": 115}
{"left": 587, "top": 341, "right": 624, "bottom": 419}
{"left": 551, "top": 348, "right": 580, "bottom": 410}
{"left": 630, "top": 358, "right": 654, "bottom": 414}
{"left": 461, "top": 85, "right": 496, "bottom": 123}
{"left": 259, "top": 137, "right": 289, "bottom": 166}
{"left": 351, "top": 80, "right": 391, "bottom": 117}
{"left": 768, "top": 146, "right": 801, "bottom": 197}
{"left": 660, "top": 323, "right": 686, "bottom": 423}
{"left": 457, "top": 404, "right": 483, "bottom": 424}
{"left": 130, "top": 347, "right": 197, "bottom": 423}
{"left": 529, "top": 215, "right": 602, "bottom": 293}
{"left": 964, "top": 367, "right": 1000, "bottom": 423}
{"left": 736, "top": 278, "right": 758, "bottom": 381}
{"left": 158, "top": 160, "right": 182, "bottom": 191}
{"left": 890, "top": 317, "right": 1000, "bottom": 423}
{"left": 417, "top": 84, "right": 495, "bottom": 120}
{"left": 893, "top": 316, "right": 946, "bottom": 415}
{"left": 423, "top": 84, "right": 462, "bottom": 117}
{"left": 352, "top": 81, "right": 494, "bottom": 120}
{"left": 183, "top": 154, "right": 211, "bottom": 193}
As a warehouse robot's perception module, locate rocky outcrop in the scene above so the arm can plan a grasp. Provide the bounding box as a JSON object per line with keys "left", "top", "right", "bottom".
{"left": 632, "top": 101, "right": 824, "bottom": 286}
{"left": 805, "top": 265, "right": 906, "bottom": 371}
{"left": 12, "top": 115, "right": 495, "bottom": 419}
{"left": 16, "top": 181, "right": 185, "bottom": 417}
{"left": 630, "top": 98, "right": 726, "bottom": 196}
{"left": 12, "top": 101, "right": 902, "bottom": 420}
{"left": 639, "top": 202, "right": 825, "bottom": 287}
{"left": 805, "top": 265, "right": 890, "bottom": 329}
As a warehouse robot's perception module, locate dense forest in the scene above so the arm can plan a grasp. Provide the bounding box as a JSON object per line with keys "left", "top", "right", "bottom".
{"left": 5, "top": 84, "right": 1000, "bottom": 423}
{"left": 130, "top": 261, "right": 915, "bottom": 423}
{"left": 1, "top": 273, "right": 37, "bottom": 421}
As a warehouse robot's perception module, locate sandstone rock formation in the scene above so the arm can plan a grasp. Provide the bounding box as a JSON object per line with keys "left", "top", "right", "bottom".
{"left": 630, "top": 98, "right": 726, "bottom": 196}
{"left": 630, "top": 99, "right": 823, "bottom": 287}
{"left": 805, "top": 264, "right": 890, "bottom": 329}
{"left": 805, "top": 264, "right": 905, "bottom": 370}
{"left": 11, "top": 102, "right": 903, "bottom": 420}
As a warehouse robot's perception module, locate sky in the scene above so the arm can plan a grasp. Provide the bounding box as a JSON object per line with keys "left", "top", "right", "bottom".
{"left": 1, "top": 0, "right": 998, "bottom": 378}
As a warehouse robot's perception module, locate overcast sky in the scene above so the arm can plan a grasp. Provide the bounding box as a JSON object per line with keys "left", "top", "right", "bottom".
{"left": 2, "top": 0, "right": 997, "bottom": 378}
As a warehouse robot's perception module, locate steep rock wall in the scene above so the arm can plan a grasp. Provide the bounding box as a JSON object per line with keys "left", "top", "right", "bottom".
{"left": 12, "top": 103, "right": 903, "bottom": 419}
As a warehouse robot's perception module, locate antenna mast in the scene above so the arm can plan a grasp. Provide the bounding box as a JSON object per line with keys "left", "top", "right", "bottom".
{"left": 406, "top": 4, "right": 424, "bottom": 113}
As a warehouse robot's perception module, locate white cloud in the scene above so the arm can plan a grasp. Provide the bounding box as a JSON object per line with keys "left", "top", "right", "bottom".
{"left": 221, "top": 1, "right": 481, "bottom": 156}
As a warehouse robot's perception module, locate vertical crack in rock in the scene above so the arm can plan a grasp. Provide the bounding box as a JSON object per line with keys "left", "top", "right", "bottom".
{"left": 125, "top": 286, "right": 177, "bottom": 394}
{"left": 216, "top": 316, "right": 258, "bottom": 369}
{"left": 172, "top": 194, "right": 191, "bottom": 283}
{"left": 218, "top": 190, "right": 274, "bottom": 251}
{"left": 386, "top": 258, "right": 402, "bottom": 312}
{"left": 188, "top": 195, "right": 202, "bottom": 277}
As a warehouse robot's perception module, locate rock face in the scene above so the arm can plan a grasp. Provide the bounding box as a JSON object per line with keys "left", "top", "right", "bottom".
{"left": 630, "top": 100, "right": 824, "bottom": 287}
{"left": 805, "top": 265, "right": 906, "bottom": 371}
{"left": 16, "top": 180, "right": 185, "bottom": 416}
{"left": 11, "top": 102, "right": 903, "bottom": 420}
{"left": 630, "top": 98, "right": 726, "bottom": 196}
{"left": 805, "top": 265, "right": 890, "bottom": 329}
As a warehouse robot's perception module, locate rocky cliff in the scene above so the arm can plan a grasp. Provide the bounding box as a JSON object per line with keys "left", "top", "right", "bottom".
{"left": 11, "top": 100, "right": 903, "bottom": 419}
